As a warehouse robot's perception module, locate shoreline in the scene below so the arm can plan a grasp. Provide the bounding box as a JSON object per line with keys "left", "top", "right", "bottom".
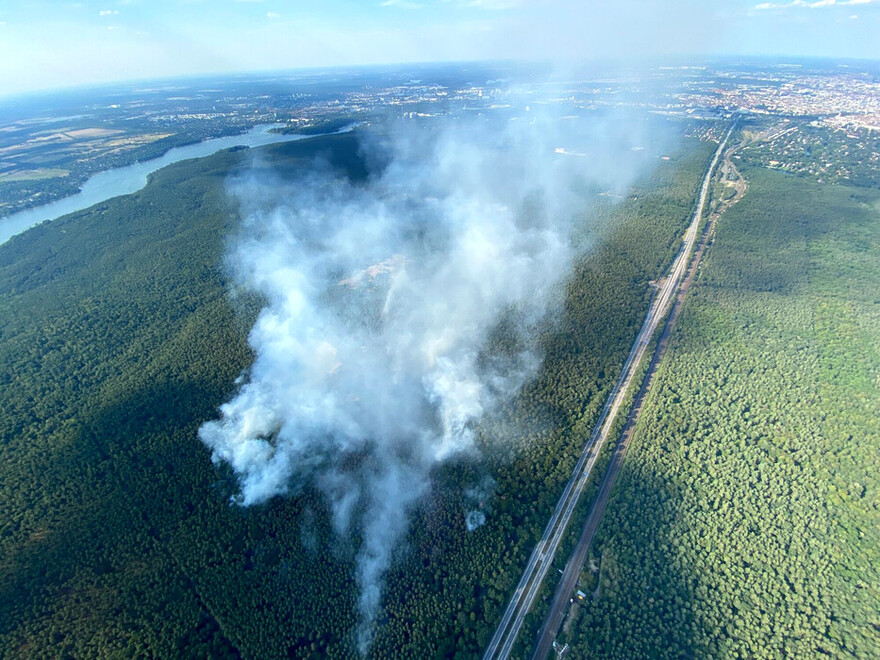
{"left": 0, "top": 124, "right": 315, "bottom": 246}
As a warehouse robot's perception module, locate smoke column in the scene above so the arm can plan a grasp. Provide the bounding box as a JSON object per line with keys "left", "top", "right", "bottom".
{"left": 199, "top": 108, "right": 650, "bottom": 652}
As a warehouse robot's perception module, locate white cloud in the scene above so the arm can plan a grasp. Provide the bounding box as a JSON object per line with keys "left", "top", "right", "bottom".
{"left": 381, "top": 0, "right": 423, "bottom": 8}
{"left": 99, "top": 9, "right": 119, "bottom": 16}
{"left": 463, "top": 0, "right": 523, "bottom": 8}
{"left": 438, "top": 0, "right": 522, "bottom": 8}
{"left": 755, "top": 0, "right": 880, "bottom": 8}
{"left": 266, "top": 11, "right": 280, "bottom": 19}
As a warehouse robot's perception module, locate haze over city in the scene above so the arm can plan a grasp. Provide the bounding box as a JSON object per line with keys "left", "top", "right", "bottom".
{"left": 1, "top": 0, "right": 880, "bottom": 96}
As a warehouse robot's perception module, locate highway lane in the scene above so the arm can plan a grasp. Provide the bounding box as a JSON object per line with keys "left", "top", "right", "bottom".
{"left": 530, "top": 125, "right": 743, "bottom": 660}
{"left": 483, "top": 123, "right": 734, "bottom": 660}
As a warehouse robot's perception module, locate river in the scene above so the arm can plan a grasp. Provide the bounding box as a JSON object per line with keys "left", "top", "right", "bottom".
{"left": 0, "top": 124, "right": 315, "bottom": 245}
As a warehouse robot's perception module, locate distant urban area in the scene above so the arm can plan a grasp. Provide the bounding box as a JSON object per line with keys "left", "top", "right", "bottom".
{"left": 1, "top": 60, "right": 878, "bottom": 216}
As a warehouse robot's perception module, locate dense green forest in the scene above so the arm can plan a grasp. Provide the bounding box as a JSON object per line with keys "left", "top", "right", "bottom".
{"left": 0, "top": 128, "right": 715, "bottom": 658}
{"left": 567, "top": 163, "right": 880, "bottom": 657}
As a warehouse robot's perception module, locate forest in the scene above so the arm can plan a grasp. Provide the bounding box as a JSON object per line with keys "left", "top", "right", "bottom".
{"left": 0, "top": 124, "right": 720, "bottom": 658}
{"left": 566, "top": 158, "right": 879, "bottom": 657}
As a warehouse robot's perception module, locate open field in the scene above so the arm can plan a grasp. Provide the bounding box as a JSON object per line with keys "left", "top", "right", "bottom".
{"left": 0, "top": 168, "right": 69, "bottom": 182}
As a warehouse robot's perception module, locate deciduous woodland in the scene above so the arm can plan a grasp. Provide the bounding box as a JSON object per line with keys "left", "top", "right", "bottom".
{"left": 569, "top": 163, "right": 880, "bottom": 658}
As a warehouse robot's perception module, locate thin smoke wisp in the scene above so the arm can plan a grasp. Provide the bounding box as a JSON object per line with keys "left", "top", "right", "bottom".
{"left": 198, "top": 109, "right": 650, "bottom": 651}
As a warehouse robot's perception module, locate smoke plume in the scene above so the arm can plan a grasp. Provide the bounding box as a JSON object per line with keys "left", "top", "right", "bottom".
{"left": 199, "top": 107, "right": 651, "bottom": 652}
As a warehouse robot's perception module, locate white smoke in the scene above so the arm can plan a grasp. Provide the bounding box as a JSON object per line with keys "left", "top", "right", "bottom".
{"left": 199, "top": 107, "right": 652, "bottom": 653}
{"left": 464, "top": 475, "right": 496, "bottom": 532}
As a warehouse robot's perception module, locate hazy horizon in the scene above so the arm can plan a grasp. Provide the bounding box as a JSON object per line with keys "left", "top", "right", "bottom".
{"left": 1, "top": 0, "right": 878, "bottom": 98}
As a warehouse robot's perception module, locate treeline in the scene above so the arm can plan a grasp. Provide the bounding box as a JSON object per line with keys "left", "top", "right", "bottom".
{"left": 0, "top": 129, "right": 716, "bottom": 658}
{"left": 565, "top": 165, "right": 880, "bottom": 657}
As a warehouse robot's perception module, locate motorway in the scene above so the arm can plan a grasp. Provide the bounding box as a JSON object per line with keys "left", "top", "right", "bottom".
{"left": 530, "top": 126, "right": 745, "bottom": 660}
{"left": 483, "top": 123, "right": 735, "bottom": 660}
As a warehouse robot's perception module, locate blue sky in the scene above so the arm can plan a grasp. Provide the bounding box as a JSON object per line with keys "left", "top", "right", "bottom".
{"left": 1, "top": 0, "right": 878, "bottom": 96}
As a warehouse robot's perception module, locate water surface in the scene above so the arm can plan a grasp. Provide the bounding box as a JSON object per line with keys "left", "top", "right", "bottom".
{"left": 0, "top": 124, "right": 311, "bottom": 245}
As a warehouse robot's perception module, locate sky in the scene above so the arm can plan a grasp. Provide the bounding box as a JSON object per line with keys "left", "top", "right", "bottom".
{"left": 0, "top": 0, "right": 878, "bottom": 96}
